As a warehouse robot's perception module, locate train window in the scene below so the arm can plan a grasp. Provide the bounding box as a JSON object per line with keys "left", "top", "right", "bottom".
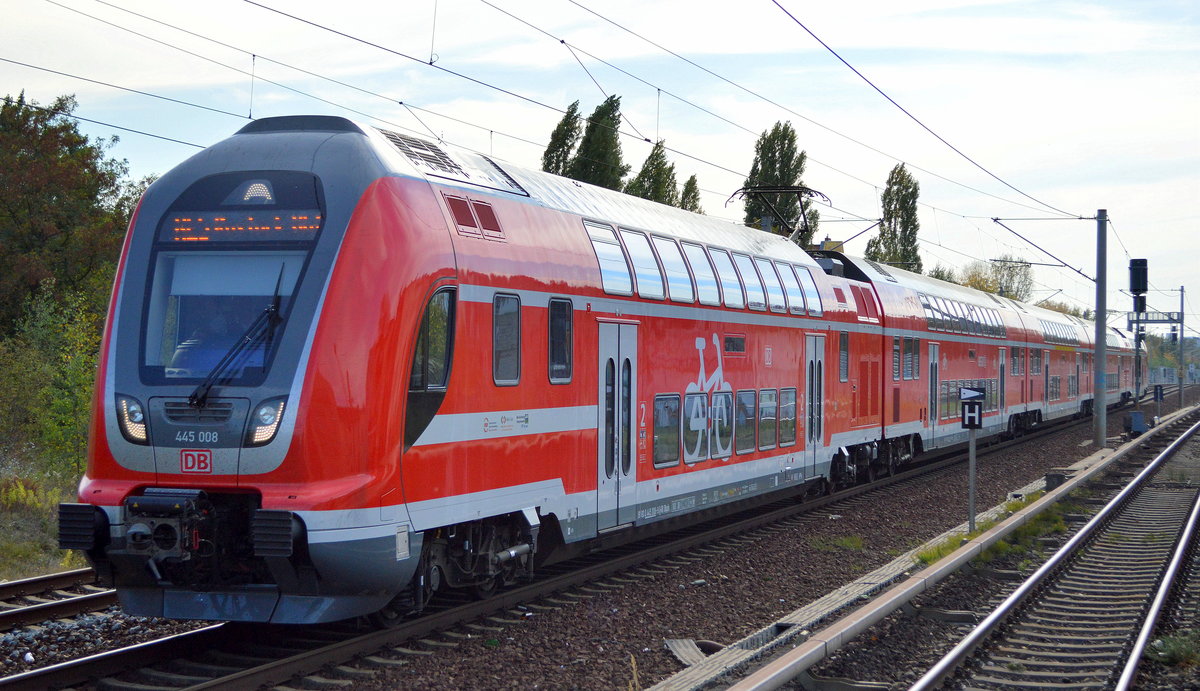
{"left": 585, "top": 222, "right": 633, "bottom": 295}
{"left": 724, "top": 335, "right": 747, "bottom": 355}
{"left": 839, "top": 332, "right": 849, "bottom": 382}
{"left": 932, "top": 297, "right": 949, "bottom": 331}
{"left": 919, "top": 293, "right": 936, "bottom": 328}
{"left": 903, "top": 337, "right": 915, "bottom": 380}
{"left": 653, "top": 394, "right": 681, "bottom": 468}
{"left": 733, "top": 254, "right": 767, "bottom": 311}
{"left": 893, "top": 337, "right": 901, "bottom": 381}
{"left": 779, "top": 388, "right": 797, "bottom": 446}
{"left": 492, "top": 294, "right": 521, "bottom": 385}
{"left": 471, "top": 201, "right": 504, "bottom": 239}
{"left": 708, "top": 249, "right": 745, "bottom": 309}
{"left": 848, "top": 286, "right": 865, "bottom": 320}
{"left": 652, "top": 236, "right": 695, "bottom": 304}
{"left": 711, "top": 391, "right": 734, "bottom": 459}
{"left": 681, "top": 242, "right": 722, "bottom": 306}
{"left": 444, "top": 195, "right": 479, "bottom": 235}
{"left": 620, "top": 229, "right": 665, "bottom": 300}
{"left": 410, "top": 289, "right": 456, "bottom": 391}
{"left": 406, "top": 288, "right": 456, "bottom": 448}
{"left": 776, "top": 261, "right": 807, "bottom": 315}
{"left": 758, "top": 389, "right": 778, "bottom": 450}
{"left": 735, "top": 390, "right": 757, "bottom": 454}
{"left": 793, "top": 266, "right": 823, "bottom": 316}
{"left": 652, "top": 237, "right": 700, "bottom": 302}
{"left": 953, "top": 301, "right": 969, "bottom": 333}
{"left": 913, "top": 338, "right": 920, "bottom": 379}
{"left": 682, "top": 392, "right": 709, "bottom": 463}
{"left": 143, "top": 251, "right": 305, "bottom": 383}
{"left": 854, "top": 286, "right": 880, "bottom": 321}
{"left": 548, "top": 298, "right": 573, "bottom": 384}
{"left": 755, "top": 258, "right": 787, "bottom": 313}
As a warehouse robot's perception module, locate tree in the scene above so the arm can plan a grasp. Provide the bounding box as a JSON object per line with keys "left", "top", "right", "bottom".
{"left": 742, "top": 121, "right": 819, "bottom": 243}
{"left": 678, "top": 175, "right": 703, "bottom": 214}
{"left": 565, "top": 95, "right": 629, "bottom": 190}
{"left": 1039, "top": 299, "right": 1088, "bottom": 319}
{"left": 864, "top": 163, "right": 922, "bottom": 273}
{"left": 960, "top": 262, "right": 997, "bottom": 293}
{"left": 541, "top": 100, "right": 581, "bottom": 176}
{"left": 0, "top": 93, "right": 132, "bottom": 331}
{"left": 928, "top": 263, "right": 958, "bottom": 284}
{"left": 624, "top": 140, "right": 678, "bottom": 206}
{"left": 989, "top": 254, "right": 1033, "bottom": 301}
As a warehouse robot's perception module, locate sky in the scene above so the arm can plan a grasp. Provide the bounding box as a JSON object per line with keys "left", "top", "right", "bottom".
{"left": 4, "top": 0, "right": 1198, "bottom": 335}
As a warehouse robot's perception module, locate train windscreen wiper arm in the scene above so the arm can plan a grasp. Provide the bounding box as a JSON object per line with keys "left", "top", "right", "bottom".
{"left": 187, "top": 304, "right": 278, "bottom": 408}
{"left": 188, "top": 268, "right": 286, "bottom": 408}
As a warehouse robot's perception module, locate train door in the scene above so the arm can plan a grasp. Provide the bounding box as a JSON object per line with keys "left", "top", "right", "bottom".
{"left": 999, "top": 347, "right": 1007, "bottom": 417}
{"left": 804, "top": 334, "right": 825, "bottom": 478}
{"left": 928, "top": 343, "right": 940, "bottom": 446}
{"left": 597, "top": 322, "right": 638, "bottom": 532}
{"left": 1044, "top": 349, "right": 1050, "bottom": 407}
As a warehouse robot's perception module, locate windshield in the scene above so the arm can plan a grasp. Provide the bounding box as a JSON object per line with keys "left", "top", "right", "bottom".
{"left": 143, "top": 251, "right": 305, "bottom": 382}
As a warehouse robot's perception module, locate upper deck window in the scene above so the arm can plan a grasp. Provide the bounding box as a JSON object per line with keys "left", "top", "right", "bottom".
{"left": 681, "top": 242, "right": 721, "bottom": 306}
{"left": 585, "top": 222, "right": 633, "bottom": 295}
{"left": 652, "top": 236, "right": 695, "bottom": 304}
{"left": 793, "top": 266, "right": 823, "bottom": 317}
{"left": 733, "top": 253, "right": 766, "bottom": 311}
{"left": 776, "top": 262, "right": 807, "bottom": 315}
{"left": 708, "top": 249, "right": 745, "bottom": 309}
{"left": 620, "top": 229, "right": 665, "bottom": 300}
{"left": 755, "top": 258, "right": 788, "bottom": 313}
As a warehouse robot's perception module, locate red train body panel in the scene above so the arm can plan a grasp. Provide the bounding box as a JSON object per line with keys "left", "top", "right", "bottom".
{"left": 59, "top": 116, "right": 1142, "bottom": 624}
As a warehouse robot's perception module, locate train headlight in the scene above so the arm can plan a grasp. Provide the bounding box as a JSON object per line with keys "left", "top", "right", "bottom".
{"left": 116, "top": 395, "right": 149, "bottom": 445}
{"left": 246, "top": 397, "right": 287, "bottom": 447}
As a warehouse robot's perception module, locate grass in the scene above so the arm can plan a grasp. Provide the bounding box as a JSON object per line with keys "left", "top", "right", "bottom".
{"left": 1146, "top": 630, "right": 1200, "bottom": 668}
{"left": 0, "top": 475, "right": 87, "bottom": 582}
{"left": 916, "top": 491, "right": 1059, "bottom": 567}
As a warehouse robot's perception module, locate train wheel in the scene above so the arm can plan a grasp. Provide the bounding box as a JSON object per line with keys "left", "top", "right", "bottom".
{"left": 473, "top": 574, "right": 500, "bottom": 599}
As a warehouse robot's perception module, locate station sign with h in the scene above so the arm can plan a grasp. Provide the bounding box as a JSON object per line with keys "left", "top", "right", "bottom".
{"left": 959, "top": 386, "right": 985, "bottom": 430}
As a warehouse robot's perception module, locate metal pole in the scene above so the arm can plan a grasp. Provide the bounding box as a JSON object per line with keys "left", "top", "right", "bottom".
{"left": 1095, "top": 210, "right": 1107, "bottom": 448}
{"left": 968, "top": 428, "right": 977, "bottom": 533}
{"left": 1181, "top": 286, "right": 1186, "bottom": 408}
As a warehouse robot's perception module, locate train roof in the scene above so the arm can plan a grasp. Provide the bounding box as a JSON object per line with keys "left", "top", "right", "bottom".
{"left": 235, "top": 115, "right": 820, "bottom": 270}
{"left": 829, "top": 251, "right": 1132, "bottom": 347}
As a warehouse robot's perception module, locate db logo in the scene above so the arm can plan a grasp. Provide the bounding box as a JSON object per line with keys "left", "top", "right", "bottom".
{"left": 180, "top": 449, "right": 212, "bottom": 474}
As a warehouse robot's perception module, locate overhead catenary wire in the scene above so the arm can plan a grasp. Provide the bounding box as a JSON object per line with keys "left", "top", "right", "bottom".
{"left": 769, "top": 0, "right": 1079, "bottom": 219}
{"left": 25, "top": 1, "right": 1182, "bottom": 316}
{"left": 564, "top": 0, "right": 1069, "bottom": 218}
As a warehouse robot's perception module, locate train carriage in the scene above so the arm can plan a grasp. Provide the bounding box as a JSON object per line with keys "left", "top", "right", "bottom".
{"left": 59, "top": 115, "right": 1142, "bottom": 625}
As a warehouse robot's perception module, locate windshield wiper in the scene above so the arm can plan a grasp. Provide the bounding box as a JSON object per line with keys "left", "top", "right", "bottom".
{"left": 188, "top": 268, "right": 286, "bottom": 408}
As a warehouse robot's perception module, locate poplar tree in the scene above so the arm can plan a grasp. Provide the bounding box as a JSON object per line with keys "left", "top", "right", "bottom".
{"left": 865, "top": 163, "right": 922, "bottom": 273}
{"left": 742, "top": 121, "right": 818, "bottom": 243}
{"left": 679, "top": 175, "right": 703, "bottom": 214}
{"left": 565, "top": 95, "right": 629, "bottom": 190}
{"left": 624, "top": 140, "right": 678, "bottom": 205}
{"left": 541, "top": 100, "right": 581, "bottom": 176}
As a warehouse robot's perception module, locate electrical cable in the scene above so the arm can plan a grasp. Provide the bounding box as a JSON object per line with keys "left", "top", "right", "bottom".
{"left": 14, "top": 99, "right": 204, "bottom": 148}
{"left": 564, "top": 0, "right": 1067, "bottom": 217}
{"left": 769, "top": 0, "right": 1078, "bottom": 219}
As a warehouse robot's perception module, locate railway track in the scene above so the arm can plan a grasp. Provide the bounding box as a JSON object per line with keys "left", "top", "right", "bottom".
{"left": 913, "top": 414, "right": 1200, "bottom": 690}
{"left": 0, "top": 568, "right": 115, "bottom": 632}
{"left": 3, "top": 409, "right": 1096, "bottom": 690}
{"left": 1, "top": 395, "right": 1171, "bottom": 689}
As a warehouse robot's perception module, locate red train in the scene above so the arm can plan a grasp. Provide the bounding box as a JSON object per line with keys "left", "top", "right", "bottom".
{"left": 59, "top": 115, "right": 1141, "bottom": 624}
